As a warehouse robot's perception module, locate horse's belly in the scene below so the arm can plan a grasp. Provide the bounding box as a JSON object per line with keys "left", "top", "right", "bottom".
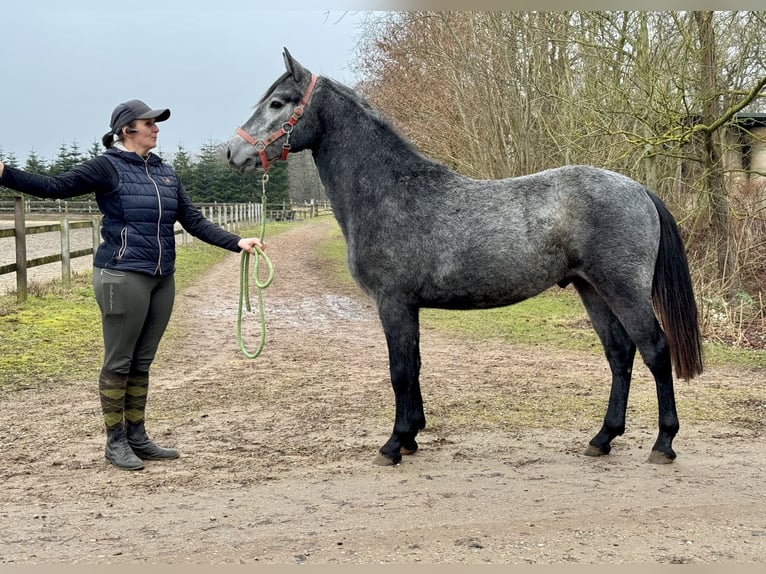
{"left": 423, "top": 293, "right": 532, "bottom": 311}
{"left": 419, "top": 278, "right": 552, "bottom": 310}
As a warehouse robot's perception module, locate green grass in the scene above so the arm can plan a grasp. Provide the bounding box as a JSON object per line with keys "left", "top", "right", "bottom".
{"left": 420, "top": 289, "right": 600, "bottom": 353}
{"left": 698, "top": 341, "right": 766, "bottom": 370}
{"left": 0, "top": 277, "right": 102, "bottom": 390}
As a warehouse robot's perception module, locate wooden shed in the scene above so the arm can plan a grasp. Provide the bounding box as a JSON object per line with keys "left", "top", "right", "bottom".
{"left": 725, "top": 112, "right": 766, "bottom": 182}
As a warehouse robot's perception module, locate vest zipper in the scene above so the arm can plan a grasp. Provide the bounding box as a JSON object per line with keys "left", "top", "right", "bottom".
{"left": 144, "top": 159, "right": 163, "bottom": 275}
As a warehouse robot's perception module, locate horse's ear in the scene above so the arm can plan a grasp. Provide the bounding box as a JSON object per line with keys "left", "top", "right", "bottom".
{"left": 283, "top": 47, "right": 309, "bottom": 83}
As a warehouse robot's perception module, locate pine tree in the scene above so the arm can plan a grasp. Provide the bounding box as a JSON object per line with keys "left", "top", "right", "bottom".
{"left": 24, "top": 151, "right": 48, "bottom": 174}
{"left": 172, "top": 144, "right": 196, "bottom": 197}
{"left": 49, "top": 142, "right": 84, "bottom": 175}
{"left": 86, "top": 140, "right": 102, "bottom": 160}
{"left": 192, "top": 140, "right": 224, "bottom": 203}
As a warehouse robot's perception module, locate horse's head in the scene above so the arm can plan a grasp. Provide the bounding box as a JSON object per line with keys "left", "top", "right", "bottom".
{"left": 227, "top": 48, "right": 319, "bottom": 173}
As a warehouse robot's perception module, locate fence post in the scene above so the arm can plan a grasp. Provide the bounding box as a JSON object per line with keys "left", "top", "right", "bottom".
{"left": 61, "top": 217, "right": 71, "bottom": 288}
{"left": 14, "top": 196, "right": 28, "bottom": 302}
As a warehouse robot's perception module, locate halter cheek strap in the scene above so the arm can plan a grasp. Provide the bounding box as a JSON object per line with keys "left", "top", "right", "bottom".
{"left": 237, "top": 73, "right": 318, "bottom": 172}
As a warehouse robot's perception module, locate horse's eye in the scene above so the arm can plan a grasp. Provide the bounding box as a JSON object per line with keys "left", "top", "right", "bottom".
{"left": 269, "top": 100, "right": 284, "bottom": 110}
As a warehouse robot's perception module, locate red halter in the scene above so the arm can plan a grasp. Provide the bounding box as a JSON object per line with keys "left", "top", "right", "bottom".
{"left": 236, "top": 73, "right": 318, "bottom": 172}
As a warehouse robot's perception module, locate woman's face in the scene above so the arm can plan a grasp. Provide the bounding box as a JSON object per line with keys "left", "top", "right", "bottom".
{"left": 125, "top": 118, "right": 160, "bottom": 154}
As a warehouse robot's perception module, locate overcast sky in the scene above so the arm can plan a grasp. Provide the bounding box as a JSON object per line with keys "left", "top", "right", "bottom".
{"left": 0, "top": 1, "right": 376, "bottom": 163}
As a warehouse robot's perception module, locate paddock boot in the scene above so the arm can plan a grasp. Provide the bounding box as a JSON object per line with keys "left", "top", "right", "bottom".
{"left": 105, "top": 425, "right": 144, "bottom": 470}
{"left": 125, "top": 370, "right": 179, "bottom": 460}
{"left": 99, "top": 368, "right": 144, "bottom": 470}
{"left": 126, "top": 421, "right": 180, "bottom": 460}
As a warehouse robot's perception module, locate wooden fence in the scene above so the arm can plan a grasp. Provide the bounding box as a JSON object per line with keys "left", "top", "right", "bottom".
{"left": 0, "top": 197, "right": 266, "bottom": 302}
{"left": 0, "top": 198, "right": 332, "bottom": 221}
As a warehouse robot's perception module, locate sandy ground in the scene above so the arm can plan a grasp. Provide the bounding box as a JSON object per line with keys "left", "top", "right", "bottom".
{"left": 1, "top": 218, "right": 764, "bottom": 564}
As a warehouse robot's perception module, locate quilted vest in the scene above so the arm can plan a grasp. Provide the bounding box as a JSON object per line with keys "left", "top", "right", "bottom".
{"left": 94, "top": 148, "right": 180, "bottom": 275}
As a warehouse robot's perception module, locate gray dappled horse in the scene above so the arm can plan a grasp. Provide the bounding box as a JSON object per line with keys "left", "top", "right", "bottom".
{"left": 227, "top": 49, "right": 703, "bottom": 467}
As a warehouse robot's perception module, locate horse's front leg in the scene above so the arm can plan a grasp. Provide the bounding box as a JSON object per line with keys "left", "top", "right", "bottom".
{"left": 374, "top": 299, "right": 425, "bottom": 466}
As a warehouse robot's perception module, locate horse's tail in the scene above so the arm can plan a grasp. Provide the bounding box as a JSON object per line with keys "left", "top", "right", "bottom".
{"left": 648, "top": 191, "right": 704, "bottom": 380}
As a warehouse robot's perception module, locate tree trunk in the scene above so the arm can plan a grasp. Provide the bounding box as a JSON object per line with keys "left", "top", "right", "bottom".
{"left": 695, "top": 11, "right": 738, "bottom": 291}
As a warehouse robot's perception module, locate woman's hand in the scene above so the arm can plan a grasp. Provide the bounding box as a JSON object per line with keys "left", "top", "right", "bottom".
{"left": 0, "top": 160, "right": 5, "bottom": 178}
{"left": 237, "top": 237, "right": 265, "bottom": 254}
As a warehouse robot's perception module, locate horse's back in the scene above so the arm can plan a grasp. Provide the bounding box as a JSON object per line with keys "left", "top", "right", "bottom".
{"left": 461, "top": 165, "right": 659, "bottom": 252}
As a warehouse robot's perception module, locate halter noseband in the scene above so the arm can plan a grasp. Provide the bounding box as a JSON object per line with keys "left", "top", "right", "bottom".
{"left": 236, "top": 73, "right": 318, "bottom": 172}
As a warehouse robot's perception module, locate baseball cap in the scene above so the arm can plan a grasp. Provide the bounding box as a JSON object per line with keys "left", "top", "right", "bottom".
{"left": 109, "top": 99, "right": 171, "bottom": 134}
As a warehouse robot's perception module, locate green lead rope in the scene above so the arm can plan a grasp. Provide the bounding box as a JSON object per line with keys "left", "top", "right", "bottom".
{"left": 237, "top": 174, "right": 275, "bottom": 358}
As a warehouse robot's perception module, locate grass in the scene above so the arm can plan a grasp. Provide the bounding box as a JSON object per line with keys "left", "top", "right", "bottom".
{"left": 0, "top": 277, "right": 102, "bottom": 390}
{"left": 420, "top": 290, "right": 601, "bottom": 353}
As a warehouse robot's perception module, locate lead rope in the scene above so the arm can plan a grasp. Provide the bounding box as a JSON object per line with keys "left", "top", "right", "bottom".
{"left": 237, "top": 172, "right": 275, "bottom": 358}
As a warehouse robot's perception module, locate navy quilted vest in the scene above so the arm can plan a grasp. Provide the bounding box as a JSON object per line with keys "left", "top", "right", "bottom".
{"left": 95, "top": 148, "right": 180, "bottom": 275}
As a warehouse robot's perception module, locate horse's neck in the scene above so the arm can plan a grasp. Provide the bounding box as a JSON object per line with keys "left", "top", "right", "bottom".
{"left": 310, "top": 92, "right": 433, "bottom": 231}
{"left": 311, "top": 149, "right": 357, "bottom": 238}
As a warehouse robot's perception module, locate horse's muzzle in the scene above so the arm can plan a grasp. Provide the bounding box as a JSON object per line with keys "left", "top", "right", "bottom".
{"left": 225, "top": 142, "right": 255, "bottom": 173}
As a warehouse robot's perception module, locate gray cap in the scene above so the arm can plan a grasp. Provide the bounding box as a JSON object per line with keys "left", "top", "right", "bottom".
{"left": 109, "top": 99, "right": 171, "bottom": 134}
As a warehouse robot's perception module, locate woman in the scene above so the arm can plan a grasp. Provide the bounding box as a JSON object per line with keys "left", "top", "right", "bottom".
{"left": 0, "top": 99, "right": 265, "bottom": 471}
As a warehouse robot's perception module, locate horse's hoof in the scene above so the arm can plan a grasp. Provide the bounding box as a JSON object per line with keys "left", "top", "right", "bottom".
{"left": 401, "top": 440, "right": 418, "bottom": 456}
{"left": 648, "top": 450, "right": 675, "bottom": 464}
{"left": 374, "top": 452, "right": 401, "bottom": 466}
{"left": 584, "top": 444, "right": 609, "bottom": 457}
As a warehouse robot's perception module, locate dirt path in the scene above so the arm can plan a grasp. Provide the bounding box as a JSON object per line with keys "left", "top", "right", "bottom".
{"left": 1, "top": 218, "right": 764, "bottom": 564}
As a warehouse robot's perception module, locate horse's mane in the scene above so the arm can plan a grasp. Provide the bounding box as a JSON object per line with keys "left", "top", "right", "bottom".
{"left": 327, "top": 78, "right": 395, "bottom": 128}
{"left": 325, "top": 77, "right": 448, "bottom": 172}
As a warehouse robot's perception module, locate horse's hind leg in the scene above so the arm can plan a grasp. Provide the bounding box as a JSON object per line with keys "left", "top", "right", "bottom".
{"left": 374, "top": 298, "right": 426, "bottom": 466}
{"left": 575, "top": 280, "right": 636, "bottom": 457}
{"left": 581, "top": 280, "right": 679, "bottom": 463}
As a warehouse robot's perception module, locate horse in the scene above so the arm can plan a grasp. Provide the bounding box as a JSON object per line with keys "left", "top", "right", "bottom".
{"left": 226, "top": 48, "right": 703, "bottom": 467}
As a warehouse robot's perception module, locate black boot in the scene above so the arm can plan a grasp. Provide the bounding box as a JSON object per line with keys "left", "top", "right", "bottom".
{"left": 126, "top": 421, "right": 180, "bottom": 460}
{"left": 125, "top": 370, "right": 180, "bottom": 460}
{"left": 105, "top": 425, "right": 144, "bottom": 470}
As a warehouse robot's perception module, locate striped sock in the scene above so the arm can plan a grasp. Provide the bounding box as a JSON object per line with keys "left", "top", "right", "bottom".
{"left": 99, "top": 369, "right": 128, "bottom": 430}
{"left": 125, "top": 371, "right": 149, "bottom": 425}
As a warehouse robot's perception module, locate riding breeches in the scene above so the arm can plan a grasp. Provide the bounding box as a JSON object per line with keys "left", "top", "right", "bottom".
{"left": 93, "top": 267, "right": 175, "bottom": 375}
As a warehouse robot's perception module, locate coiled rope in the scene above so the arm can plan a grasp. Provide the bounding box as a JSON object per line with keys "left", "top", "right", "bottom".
{"left": 236, "top": 173, "right": 275, "bottom": 358}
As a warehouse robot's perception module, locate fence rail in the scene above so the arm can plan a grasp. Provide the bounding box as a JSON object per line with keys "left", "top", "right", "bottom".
{"left": 0, "top": 197, "right": 288, "bottom": 301}
{"left": 0, "top": 198, "right": 333, "bottom": 218}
